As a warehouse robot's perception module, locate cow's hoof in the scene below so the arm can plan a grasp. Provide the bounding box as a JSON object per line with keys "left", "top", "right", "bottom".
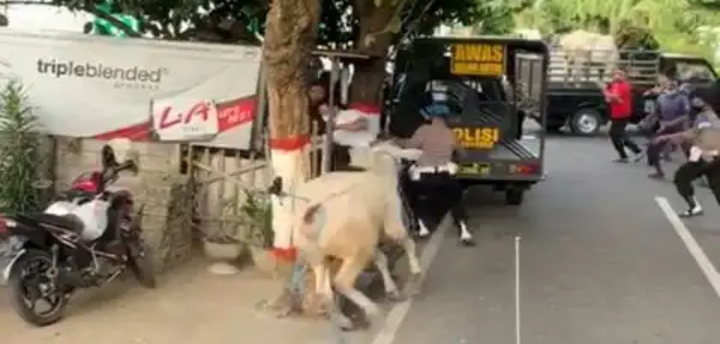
{"left": 385, "top": 289, "right": 406, "bottom": 302}
{"left": 327, "top": 310, "right": 355, "bottom": 331}
{"left": 404, "top": 273, "right": 423, "bottom": 296}
{"left": 364, "top": 301, "right": 381, "bottom": 317}
{"left": 341, "top": 314, "right": 370, "bottom": 331}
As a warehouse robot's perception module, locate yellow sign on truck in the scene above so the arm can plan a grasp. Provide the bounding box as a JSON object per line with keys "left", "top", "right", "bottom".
{"left": 453, "top": 127, "right": 500, "bottom": 149}
{"left": 450, "top": 43, "right": 505, "bottom": 77}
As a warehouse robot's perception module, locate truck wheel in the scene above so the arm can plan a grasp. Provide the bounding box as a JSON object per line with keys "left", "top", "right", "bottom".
{"left": 505, "top": 188, "right": 525, "bottom": 206}
{"left": 569, "top": 109, "right": 601, "bottom": 135}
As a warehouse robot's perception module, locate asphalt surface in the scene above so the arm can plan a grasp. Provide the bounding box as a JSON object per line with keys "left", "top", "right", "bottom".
{"left": 379, "top": 133, "right": 720, "bottom": 344}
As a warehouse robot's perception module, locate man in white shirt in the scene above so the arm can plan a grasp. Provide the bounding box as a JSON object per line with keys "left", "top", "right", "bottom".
{"left": 320, "top": 103, "right": 381, "bottom": 168}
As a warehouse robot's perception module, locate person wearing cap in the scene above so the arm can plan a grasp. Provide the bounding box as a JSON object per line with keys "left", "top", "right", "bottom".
{"left": 396, "top": 92, "right": 474, "bottom": 246}
{"left": 654, "top": 88, "right": 720, "bottom": 217}
{"left": 645, "top": 78, "right": 691, "bottom": 179}
{"left": 602, "top": 69, "right": 644, "bottom": 163}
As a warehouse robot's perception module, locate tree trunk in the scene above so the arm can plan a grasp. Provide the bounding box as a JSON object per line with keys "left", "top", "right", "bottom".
{"left": 263, "top": 0, "right": 321, "bottom": 262}
{"left": 348, "top": 2, "right": 396, "bottom": 110}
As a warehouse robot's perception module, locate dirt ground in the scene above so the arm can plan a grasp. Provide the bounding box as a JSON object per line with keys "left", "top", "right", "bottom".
{"left": 0, "top": 258, "right": 374, "bottom": 344}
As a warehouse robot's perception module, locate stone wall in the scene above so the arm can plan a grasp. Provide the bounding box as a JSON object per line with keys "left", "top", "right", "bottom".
{"left": 53, "top": 137, "right": 194, "bottom": 271}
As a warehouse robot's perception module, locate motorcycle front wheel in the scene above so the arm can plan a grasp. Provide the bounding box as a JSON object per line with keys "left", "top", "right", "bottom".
{"left": 8, "top": 249, "right": 68, "bottom": 326}
{"left": 126, "top": 240, "right": 157, "bottom": 289}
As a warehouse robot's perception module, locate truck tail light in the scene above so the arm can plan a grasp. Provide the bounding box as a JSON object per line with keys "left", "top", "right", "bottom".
{"left": 515, "top": 163, "right": 540, "bottom": 175}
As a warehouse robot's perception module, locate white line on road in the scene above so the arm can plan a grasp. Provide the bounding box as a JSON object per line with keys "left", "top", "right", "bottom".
{"left": 514, "top": 236, "right": 522, "bottom": 344}
{"left": 655, "top": 196, "right": 720, "bottom": 299}
{"left": 369, "top": 216, "right": 451, "bottom": 344}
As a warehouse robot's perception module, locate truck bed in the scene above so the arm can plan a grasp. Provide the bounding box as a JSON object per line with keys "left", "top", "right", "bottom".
{"left": 488, "top": 137, "right": 540, "bottom": 161}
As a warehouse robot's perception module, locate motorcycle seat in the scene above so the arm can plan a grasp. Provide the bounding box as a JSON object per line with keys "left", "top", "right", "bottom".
{"left": 20, "top": 213, "right": 84, "bottom": 233}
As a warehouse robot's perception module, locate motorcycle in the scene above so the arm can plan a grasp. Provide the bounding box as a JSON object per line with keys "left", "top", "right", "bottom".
{"left": 0, "top": 144, "right": 156, "bottom": 326}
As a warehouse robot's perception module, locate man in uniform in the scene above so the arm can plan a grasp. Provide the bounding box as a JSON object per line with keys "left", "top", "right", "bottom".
{"left": 654, "top": 88, "right": 720, "bottom": 217}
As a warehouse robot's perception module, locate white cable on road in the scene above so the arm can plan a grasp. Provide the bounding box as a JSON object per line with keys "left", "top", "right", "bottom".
{"left": 515, "top": 235, "right": 522, "bottom": 344}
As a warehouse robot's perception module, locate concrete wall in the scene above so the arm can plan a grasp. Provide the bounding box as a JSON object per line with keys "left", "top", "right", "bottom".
{"left": 53, "top": 137, "right": 194, "bottom": 271}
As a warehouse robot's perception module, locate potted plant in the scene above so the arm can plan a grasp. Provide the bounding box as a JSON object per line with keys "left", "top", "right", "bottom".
{"left": 202, "top": 197, "right": 248, "bottom": 275}
{"left": 238, "top": 189, "right": 279, "bottom": 276}
{"left": 0, "top": 80, "right": 45, "bottom": 215}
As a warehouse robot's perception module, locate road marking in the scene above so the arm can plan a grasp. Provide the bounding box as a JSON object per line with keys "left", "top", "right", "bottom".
{"left": 369, "top": 215, "right": 451, "bottom": 344}
{"left": 655, "top": 196, "right": 720, "bottom": 299}
{"left": 514, "top": 236, "right": 522, "bottom": 344}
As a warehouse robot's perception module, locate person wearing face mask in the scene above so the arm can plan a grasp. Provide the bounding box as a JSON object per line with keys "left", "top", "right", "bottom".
{"left": 396, "top": 91, "right": 474, "bottom": 246}
{"left": 654, "top": 88, "right": 720, "bottom": 217}
{"left": 645, "top": 78, "right": 691, "bottom": 179}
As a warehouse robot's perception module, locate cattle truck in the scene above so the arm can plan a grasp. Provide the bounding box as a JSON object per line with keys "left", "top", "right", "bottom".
{"left": 541, "top": 49, "right": 719, "bottom": 135}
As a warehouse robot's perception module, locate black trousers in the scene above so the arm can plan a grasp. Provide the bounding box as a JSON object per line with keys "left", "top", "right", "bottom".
{"left": 673, "top": 158, "right": 720, "bottom": 207}
{"left": 406, "top": 171, "right": 468, "bottom": 234}
{"left": 609, "top": 118, "right": 641, "bottom": 159}
{"left": 647, "top": 127, "right": 683, "bottom": 174}
{"left": 313, "top": 144, "right": 354, "bottom": 172}
{"left": 397, "top": 163, "right": 420, "bottom": 233}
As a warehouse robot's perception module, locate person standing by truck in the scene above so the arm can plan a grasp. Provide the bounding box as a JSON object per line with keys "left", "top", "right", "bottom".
{"left": 603, "top": 69, "right": 643, "bottom": 163}
{"left": 645, "top": 79, "right": 691, "bottom": 178}
{"left": 397, "top": 92, "right": 475, "bottom": 246}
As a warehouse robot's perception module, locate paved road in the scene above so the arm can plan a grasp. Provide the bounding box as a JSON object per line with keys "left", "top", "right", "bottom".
{"left": 373, "top": 135, "right": 720, "bottom": 344}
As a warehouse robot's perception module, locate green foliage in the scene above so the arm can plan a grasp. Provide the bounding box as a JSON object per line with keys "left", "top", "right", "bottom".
{"left": 0, "top": 81, "right": 43, "bottom": 215}
{"left": 515, "top": 0, "right": 720, "bottom": 62}
{"left": 238, "top": 189, "right": 273, "bottom": 248}
{"left": 44, "top": 0, "right": 510, "bottom": 46}
{"left": 91, "top": 1, "right": 140, "bottom": 38}
{"left": 38, "top": 0, "right": 266, "bottom": 42}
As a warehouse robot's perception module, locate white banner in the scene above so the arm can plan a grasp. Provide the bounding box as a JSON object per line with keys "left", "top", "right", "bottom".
{"left": 0, "top": 28, "right": 261, "bottom": 149}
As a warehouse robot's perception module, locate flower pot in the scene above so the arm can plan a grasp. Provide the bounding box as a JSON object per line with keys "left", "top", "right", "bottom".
{"left": 203, "top": 239, "right": 246, "bottom": 275}
{"left": 203, "top": 239, "right": 246, "bottom": 261}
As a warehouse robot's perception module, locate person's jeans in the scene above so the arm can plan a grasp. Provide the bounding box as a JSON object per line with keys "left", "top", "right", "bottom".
{"left": 609, "top": 118, "right": 641, "bottom": 159}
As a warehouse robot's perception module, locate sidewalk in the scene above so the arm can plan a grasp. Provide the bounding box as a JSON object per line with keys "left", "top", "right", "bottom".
{"left": 0, "top": 258, "right": 374, "bottom": 344}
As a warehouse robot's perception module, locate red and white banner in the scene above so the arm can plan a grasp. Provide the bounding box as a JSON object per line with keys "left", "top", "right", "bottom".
{"left": 0, "top": 28, "right": 260, "bottom": 149}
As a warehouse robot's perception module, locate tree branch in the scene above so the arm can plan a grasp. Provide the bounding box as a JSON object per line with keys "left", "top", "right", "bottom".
{"left": 0, "top": 0, "right": 141, "bottom": 38}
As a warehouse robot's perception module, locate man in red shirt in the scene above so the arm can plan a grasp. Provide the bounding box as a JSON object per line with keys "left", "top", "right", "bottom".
{"left": 603, "top": 69, "right": 643, "bottom": 163}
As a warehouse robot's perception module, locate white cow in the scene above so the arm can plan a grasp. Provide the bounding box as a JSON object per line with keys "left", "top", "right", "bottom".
{"left": 556, "top": 30, "right": 619, "bottom": 83}
{"left": 290, "top": 140, "right": 422, "bottom": 329}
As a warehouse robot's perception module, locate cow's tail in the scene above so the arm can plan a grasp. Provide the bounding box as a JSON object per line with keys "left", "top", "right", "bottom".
{"left": 303, "top": 203, "right": 322, "bottom": 225}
